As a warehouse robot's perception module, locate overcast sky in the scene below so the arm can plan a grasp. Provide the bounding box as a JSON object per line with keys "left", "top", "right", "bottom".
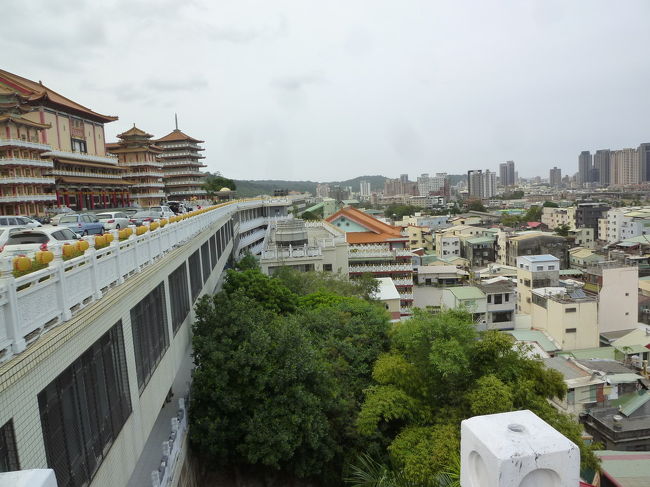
{"left": 3, "top": 0, "right": 650, "bottom": 181}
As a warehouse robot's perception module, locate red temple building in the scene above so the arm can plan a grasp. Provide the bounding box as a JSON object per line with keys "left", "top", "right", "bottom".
{"left": 0, "top": 68, "right": 130, "bottom": 211}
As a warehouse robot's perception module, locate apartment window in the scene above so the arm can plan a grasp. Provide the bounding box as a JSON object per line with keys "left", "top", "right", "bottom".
{"left": 625, "top": 293, "right": 629, "bottom": 296}
{"left": 565, "top": 307, "right": 577, "bottom": 313}
{"left": 548, "top": 265, "right": 555, "bottom": 270}
{"left": 505, "top": 293, "right": 510, "bottom": 301}
{"left": 38, "top": 322, "right": 131, "bottom": 487}
{"left": 524, "top": 279, "right": 531, "bottom": 287}
{"left": 565, "top": 328, "right": 577, "bottom": 333}
{"left": 168, "top": 263, "right": 190, "bottom": 335}
{"left": 131, "top": 283, "right": 169, "bottom": 392}
{"left": 323, "top": 264, "right": 333, "bottom": 272}
{"left": 494, "top": 294, "right": 503, "bottom": 305}
{"left": 536, "top": 266, "right": 543, "bottom": 271}
{"left": 487, "top": 295, "right": 492, "bottom": 303}
{"left": 188, "top": 250, "right": 202, "bottom": 301}
{"left": 0, "top": 419, "right": 19, "bottom": 473}
{"left": 201, "top": 242, "right": 211, "bottom": 284}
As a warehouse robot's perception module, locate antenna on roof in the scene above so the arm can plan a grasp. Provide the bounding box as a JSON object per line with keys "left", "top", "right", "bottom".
{"left": 174, "top": 113, "right": 178, "bottom": 130}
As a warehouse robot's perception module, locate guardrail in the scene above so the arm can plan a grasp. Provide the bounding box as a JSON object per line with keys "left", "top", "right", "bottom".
{"left": 0, "top": 199, "right": 276, "bottom": 363}
{"left": 151, "top": 397, "right": 188, "bottom": 487}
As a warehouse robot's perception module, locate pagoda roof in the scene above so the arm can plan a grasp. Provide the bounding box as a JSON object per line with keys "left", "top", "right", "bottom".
{"left": 155, "top": 129, "right": 204, "bottom": 143}
{"left": 0, "top": 68, "right": 118, "bottom": 123}
{"left": 117, "top": 125, "right": 153, "bottom": 139}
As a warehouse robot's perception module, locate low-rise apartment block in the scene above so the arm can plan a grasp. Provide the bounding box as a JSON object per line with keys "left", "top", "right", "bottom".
{"left": 541, "top": 206, "right": 576, "bottom": 230}
{"left": 517, "top": 255, "right": 560, "bottom": 314}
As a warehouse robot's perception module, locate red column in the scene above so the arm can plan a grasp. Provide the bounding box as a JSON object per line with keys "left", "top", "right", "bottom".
{"left": 64, "top": 193, "right": 70, "bottom": 207}
{"left": 89, "top": 192, "right": 95, "bottom": 209}
{"left": 78, "top": 192, "right": 85, "bottom": 210}
{"left": 126, "top": 193, "right": 130, "bottom": 207}
{"left": 112, "top": 192, "right": 117, "bottom": 207}
{"left": 55, "top": 190, "right": 61, "bottom": 208}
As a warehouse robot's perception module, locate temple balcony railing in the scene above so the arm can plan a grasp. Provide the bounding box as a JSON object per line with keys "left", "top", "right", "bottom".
{"left": 238, "top": 229, "right": 266, "bottom": 250}
{"left": 126, "top": 171, "right": 164, "bottom": 178}
{"left": 392, "top": 277, "right": 414, "bottom": 286}
{"left": 119, "top": 161, "right": 163, "bottom": 168}
{"left": 0, "top": 138, "right": 52, "bottom": 151}
{"left": 166, "top": 189, "right": 207, "bottom": 196}
{"left": 0, "top": 176, "right": 55, "bottom": 185}
{"left": 49, "top": 169, "right": 123, "bottom": 179}
{"left": 348, "top": 247, "right": 413, "bottom": 259}
{"left": 164, "top": 180, "right": 205, "bottom": 187}
{"left": 158, "top": 151, "right": 204, "bottom": 159}
{"left": 163, "top": 170, "right": 207, "bottom": 177}
{"left": 0, "top": 194, "right": 57, "bottom": 203}
{"left": 131, "top": 182, "right": 165, "bottom": 189}
{"left": 43, "top": 149, "right": 118, "bottom": 165}
{"left": 133, "top": 191, "right": 166, "bottom": 199}
{"left": 157, "top": 142, "right": 203, "bottom": 150}
{"left": 261, "top": 246, "right": 323, "bottom": 260}
{"left": 0, "top": 157, "right": 54, "bottom": 168}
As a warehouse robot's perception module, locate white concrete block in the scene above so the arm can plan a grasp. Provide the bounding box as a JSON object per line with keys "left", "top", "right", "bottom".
{"left": 0, "top": 469, "right": 57, "bottom": 487}
{"left": 460, "top": 409, "right": 579, "bottom": 487}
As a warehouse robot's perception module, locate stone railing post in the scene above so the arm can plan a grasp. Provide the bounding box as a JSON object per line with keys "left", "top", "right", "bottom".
{"left": 0, "top": 257, "right": 24, "bottom": 354}
{"left": 460, "top": 410, "right": 579, "bottom": 487}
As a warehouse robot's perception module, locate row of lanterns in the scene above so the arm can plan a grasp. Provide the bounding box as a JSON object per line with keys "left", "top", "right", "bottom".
{"left": 12, "top": 205, "right": 220, "bottom": 275}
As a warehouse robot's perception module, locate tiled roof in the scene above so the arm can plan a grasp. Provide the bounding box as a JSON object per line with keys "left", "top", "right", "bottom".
{"left": 155, "top": 129, "right": 204, "bottom": 143}
{"left": 117, "top": 125, "right": 153, "bottom": 139}
{"left": 327, "top": 206, "right": 404, "bottom": 244}
{"left": 0, "top": 68, "right": 118, "bottom": 122}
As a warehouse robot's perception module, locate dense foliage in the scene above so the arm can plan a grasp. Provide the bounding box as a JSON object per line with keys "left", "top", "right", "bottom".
{"left": 352, "top": 309, "right": 599, "bottom": 485}
{"left": 190, "top": 266, "right": 390, "bottom": 484}
{"left": 204, "top": 173, "right": 237, "bottom": 195}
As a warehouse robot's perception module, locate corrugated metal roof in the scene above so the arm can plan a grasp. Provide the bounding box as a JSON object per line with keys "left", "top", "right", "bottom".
{"left": 543, "top": 357, "right": 590, "bottom": 380}
{"left": 563, "top": 347, "right": 616, "bottom": 360}
{"left": 620, "top": 390, "right": 650, "bottom": 417}
{"left": 506, "top": 329, "right": 560, "bottom": 352}
{"left": 466, "top": 236, "right": 495, "bottom": 244}
{"left": 595, "top": 450, "right": 650, "bottom": 487}
{"left": 607, "top": 373, "right": 644, "bottom": 385}
{"left": 447, "top": 286, "right": 485, "bottom": 300}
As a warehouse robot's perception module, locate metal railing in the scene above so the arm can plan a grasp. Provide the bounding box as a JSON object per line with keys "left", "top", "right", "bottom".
{"left": 349, "top": 263, "right": 412, "bottom": 272}
{"left": 0, "top": 176, "right": 55, "bottom": 185}
{"left": 0, "top": 157, "right": 54, "bottom": 168}
{"left": 49, "top": 169, "right": 123, "bottom": 179}
{"left": 43, "top": 150, "right": 118, "bottom": 165}
{"left": 0, "top": 194, "right": 57, "bottom": 203}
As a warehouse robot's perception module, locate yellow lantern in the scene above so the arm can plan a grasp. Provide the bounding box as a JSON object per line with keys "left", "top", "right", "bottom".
{"left": 13, "top": 256, "right": 31, "bottom": 272}
{"left": 77, "top": 240, "right": 89, "bottom": 252}
{"left": 125, "top": 227, "right": 133, "bottom": 237}
{"left": 150, "top": 221, "right": 159, "bottom": 231}
{"left": 104, "top": 233, "right": 114, "bottom": 243}
{"left": 118, "top": 229, "right": 128, "bottom": 240}
{"left": 95, "top": 235, "right": 106, "bottom": 247}
{"left": 62, "top": 244, "right": 76, "bottom": 257}
{"left": 35, "top": 251, "right": 54, "bottom": 265}
{"left": 136, "top": 226, "right": 147, "bottom": 236}
{"left": 160, "top": 218, "right": 167, "bottom": 227}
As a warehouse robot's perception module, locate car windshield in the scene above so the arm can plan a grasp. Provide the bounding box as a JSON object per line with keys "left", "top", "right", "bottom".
{"left": 6, "top": 233, "right": 49, "bottom": 245}
{"left": 59, "top": 216, "right": 78, "bottom": 223}
{"left": 95, "top": 213, "right": 112, "bottom": 219}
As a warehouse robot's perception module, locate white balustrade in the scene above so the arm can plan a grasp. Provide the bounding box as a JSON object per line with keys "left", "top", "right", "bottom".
{"left": 49, "top": 169, "right": 122, "bottom": 179}
{"left": 0, "top": 176, "right": 55, "bottom": 185}
{"left": 0, "top": 158, "right": 54, "bottom": 168}
{"left": 43, "top": 150, "right": 118, "bottom": 165}
{"left": 239, "top": 217, "right": 267, "bottom": 233}
{"left": 261, "top": 246, "right": 323, "bottom": 260}
{"left": 152, "top": 398, "right": 188, "bottom": 487}
{"left": 392, "top": 278, "right": 414, "bottom": 286}
{"left": 0, "top": 194, "right": 57, "bottom": 203}
{"left": 0, "top": 138, "right": 52, "bottom": 151}
{"left": 348, "top": 263, "right": 412, "bottom": 273}
{"left": 0, "top": 199, "right": 281, "bottom": 363}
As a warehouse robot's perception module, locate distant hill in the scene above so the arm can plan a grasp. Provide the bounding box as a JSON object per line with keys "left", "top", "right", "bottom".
{"left": 233, "top": 174, "right": 465, "bottom": 197}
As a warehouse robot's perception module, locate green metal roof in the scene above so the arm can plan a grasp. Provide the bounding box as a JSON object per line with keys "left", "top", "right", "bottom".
{"left": 620, "top": 390, "right": 650, "bottom": 417}
{"left": 561, "top": 346, "right": 616, "bottom": 360}
{"left": 505, "top": 330, "right": 559, "bottom": 352}
{"left": 595, "top": 450, "right": 650, "bottom": 486}
{"left": 466, "top": 236, "right": 495, "bottom": 244}
{"left": 447, "top": 286, "right": 485, "bottom": 300}
{"left": 613, "top": 343, "right": 650, "bottom": 355}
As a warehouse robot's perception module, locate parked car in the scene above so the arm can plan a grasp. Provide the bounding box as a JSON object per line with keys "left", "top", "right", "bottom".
{"left": 129, "top": 210, "right": 160, "bottom": 226}
{"left": 0, "top": 227, "right": 79, "bottom": 257}
{"left": 94, "top": 211, "right": 131, "bottom": 230}
{"left": 167, "top": 201, "right": 187, "bottom": 214}
{"left": 147, "top": 205, "right": 175, "bottom": 219}
{"left": 0, "top": 216, "right": 42, "bottom": 228}
{"left": 0, "top": 227, "right": 28, "bottom": 248}
{"left": 56, "top": 214, "right": 105, "bottom": 236}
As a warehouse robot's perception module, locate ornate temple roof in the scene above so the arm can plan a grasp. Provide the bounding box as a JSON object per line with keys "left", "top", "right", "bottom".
{"left": 155, "top": 129, "right": 204, "bottom": 143}
{"left": 0, "top": 68, "right": 118, "bottom": 123}
{"left": 117, "top": 125, "right": 154, "bottom": 139}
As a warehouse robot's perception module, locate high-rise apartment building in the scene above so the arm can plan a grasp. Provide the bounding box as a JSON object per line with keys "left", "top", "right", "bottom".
{"left": 578, "top": 151, "right": 592, "bottom": 186}
{"left": 639, "top": 143, "right": 650, "bottom": 182}
{"left": 594, "top": 149, "right": 611, "bottom": 186}
{"left": 359, "top": 180, "right": 371, "bottom": 198}
{"left": 549, "top": 167, "right": 562, "bottom": 187}
{"left": 384, "top": 176, "right": 418, "bottom": 196}
{"left": 610, "top": 148, "right": 640, "bottom": 186}
{"left": 316, "top": 183, "right": 330, "bottom": 198}
{"left": 417, "top": 173, "right": 448, "bottom": 197}
{"left": 467, "top": 169, "right": 496, "bottom": 199}
{"left": 498, "top": 161, "right": 515, "bottom": 187}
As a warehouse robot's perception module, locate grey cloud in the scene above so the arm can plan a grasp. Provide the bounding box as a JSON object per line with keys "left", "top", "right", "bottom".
{"left": 207, "top": 15, "right": 287, "bottom": 44}
{"left": 270, "top": 73, "right": 326, "bottom": 92}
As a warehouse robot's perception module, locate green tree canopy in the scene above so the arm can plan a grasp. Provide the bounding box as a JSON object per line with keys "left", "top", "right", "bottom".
{"left": 384, "top": 204, "right": 422, "bottom": 219}
{"left": 542, "top": 201, "right": 559, "bottom": 208}
{"left": 354, "top": 309, "right": 599, "bottom": 484}
{"left": 555, "top": 224, "right": 570, "bottom": 237}
{"left": 204, "top": 173, "right": 236, "bottom": 195}
{"left": 464, "top": 199, "right": 486, "bottom": 212}
{"left": 223, "top": 268, "right": 298, "bottom": 314}
{"left": 523, "top": 205, "right": 542, "bottom": 222}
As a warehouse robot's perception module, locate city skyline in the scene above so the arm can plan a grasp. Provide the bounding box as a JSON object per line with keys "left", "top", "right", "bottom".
{"left": 2, "top": 1, "right": 650, "bottom": 182}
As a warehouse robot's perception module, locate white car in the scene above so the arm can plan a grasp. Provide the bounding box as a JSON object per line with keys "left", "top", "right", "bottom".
{"left": 95, "top": 211, "right": 131, "bottom": 230}
{"left": 0, "top": 216, "right": 42, "bottom": 228}
{"left": 147, "top": 205, "right": 175, "bottom": 219}
{"left": 0, "top": 227, "right": 28, "bottom": 248}
{"left": 0, "top": 227, "right": 79, "bottom": 258}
